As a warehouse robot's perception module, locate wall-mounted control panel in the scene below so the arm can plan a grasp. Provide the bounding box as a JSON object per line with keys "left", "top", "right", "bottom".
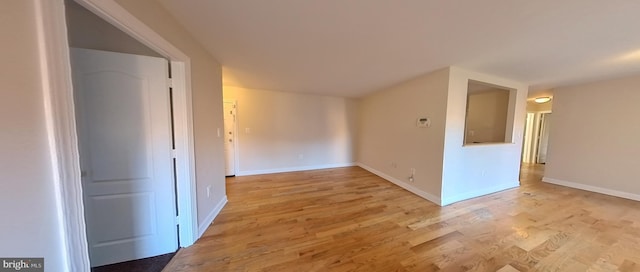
{"left": 417, "top": 117, "right": 431, "bottom": 128}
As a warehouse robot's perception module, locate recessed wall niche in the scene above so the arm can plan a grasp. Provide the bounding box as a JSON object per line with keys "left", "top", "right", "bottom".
{"left": 464, "top": 80, "right": 517, "bottom": 145}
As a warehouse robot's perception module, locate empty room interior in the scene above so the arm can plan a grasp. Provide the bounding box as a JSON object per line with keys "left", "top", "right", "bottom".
{"left": 3, "top": 0, "right": 640, "bottom": 271}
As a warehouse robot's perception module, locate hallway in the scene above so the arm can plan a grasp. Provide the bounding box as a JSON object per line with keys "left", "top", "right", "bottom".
{"left": 519, "top": 163, "right": 546, "bottom": 186}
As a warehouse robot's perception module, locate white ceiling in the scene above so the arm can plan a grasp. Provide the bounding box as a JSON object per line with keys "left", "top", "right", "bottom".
{"left": 157, "top": 0, "right": 640, "bottom": 98}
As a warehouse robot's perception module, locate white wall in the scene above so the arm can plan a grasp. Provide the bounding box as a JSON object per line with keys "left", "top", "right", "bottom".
{"left": 224, "top": 86, "right": 357, "bottom": 175}
{"left": 357, "top": 68, "right": 450, "bottom": 203}
{"left": 113, "top": 0, "right": 229, "bottom": 234}
{"left": 441, "top": 67, "right": 528, "bottom": 205}
{"left": 0, "top": 1, "right": 66, "bottom": 270}
{"left": 544, "top": 75, "right": 640, "bottom": 200}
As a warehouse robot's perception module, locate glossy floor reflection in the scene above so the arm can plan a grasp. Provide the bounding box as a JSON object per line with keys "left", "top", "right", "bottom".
{"left": 163, "top": 165, "right": 640, "bottom": 271}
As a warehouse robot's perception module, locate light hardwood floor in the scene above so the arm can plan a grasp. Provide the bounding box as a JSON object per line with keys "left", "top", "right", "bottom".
{"left": 163, "top": 165, "right": 640, "bottom": 271}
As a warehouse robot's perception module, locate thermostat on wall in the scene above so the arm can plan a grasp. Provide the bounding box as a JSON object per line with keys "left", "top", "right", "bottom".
{"left": 417, "top": 117, "right": 431, "bottom": 128}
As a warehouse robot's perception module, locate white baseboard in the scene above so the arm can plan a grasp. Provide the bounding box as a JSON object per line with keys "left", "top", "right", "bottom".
{"left": 440, "top": 182, "right": 519, "bottom": 206}
{"left": 356, "top": 163, "right": 442, "bottom": 206}
{"left": 543, "top": 177, "right": 640, "bottom": 202}
{"left": 236, "top": 162, "right": 356, "bottom": 176}
{"left": 197, "top": 195, "right": 228, "bottom": 238}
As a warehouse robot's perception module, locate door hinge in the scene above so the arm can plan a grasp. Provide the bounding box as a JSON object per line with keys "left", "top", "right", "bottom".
{"left": 171, "top": 149, "right": 177, "bottom": 158}
{"left": 167, "top": 78, "right": 173, "bottom": 88}
{"left": 175, "top": 216, "right": 180, "bottom": 225}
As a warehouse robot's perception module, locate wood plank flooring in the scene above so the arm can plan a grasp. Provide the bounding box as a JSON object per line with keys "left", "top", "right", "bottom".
{"left": 163, "top": 165, "right": 640, "bottom": 271}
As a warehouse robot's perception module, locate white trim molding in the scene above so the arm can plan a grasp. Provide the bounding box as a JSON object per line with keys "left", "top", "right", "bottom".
{"left": 543, "top": 177, "right": 640, "bottom": 202}
{"left": 198, "top": 196, "right": 228, "bottom": 237}
{"left": 74, "top": 0, "right": 189, "bottom": 60}
{"left": 357, "top": 163, "right": 442, "bottom": 206}
{"left": 167, "top": 62, "right": 199, "bottom": 246}
{"left": 440, "top": 182, "right": 519, "bottom": 206}
{"left": 236, "top": 163, "right": 356, "bottom": 176}
{"left": 36, "top": 1, "right": 90, "bottom": 271}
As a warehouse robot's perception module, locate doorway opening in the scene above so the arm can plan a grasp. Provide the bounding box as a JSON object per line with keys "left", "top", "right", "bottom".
{"left": 522, "top": 112, "right": 552, "bottom": 164}
{"left": 520, "top": 97, "right": 553, "bottom": 183}
{"left": 65, "top": 0, "right": 196, "bottom": 267}
{"left": 37, "top": 0, "right": 200, "bottom": 270}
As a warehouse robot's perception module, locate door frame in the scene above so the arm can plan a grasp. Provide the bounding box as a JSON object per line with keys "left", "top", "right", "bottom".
{"left": 36, "top": 0, "right": 198, "bottom": 270}
{"left": 223, "top": 99, "right": 239, "bottom": 176}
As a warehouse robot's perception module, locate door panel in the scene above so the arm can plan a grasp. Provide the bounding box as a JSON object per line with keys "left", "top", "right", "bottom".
{"left": 71, "top": 48, "right": 177, "bottom": 267}
{"left": 223, "top": 101, "right": 236, "bottom": 176}
{"left": 83, "top": 71, "right": 151, "bottom": 181}
{"left": 90, "top": 193, "right": 156, "bottom": 242}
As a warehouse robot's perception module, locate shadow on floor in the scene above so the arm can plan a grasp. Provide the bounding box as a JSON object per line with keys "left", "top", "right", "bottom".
{"left": 91, "top": 252, "right": 176, "bottom": 272}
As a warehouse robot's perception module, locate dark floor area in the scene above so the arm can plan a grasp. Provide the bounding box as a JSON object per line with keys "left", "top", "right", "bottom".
{"left": 91, "top": 252, "right": 176, "bottom": 272}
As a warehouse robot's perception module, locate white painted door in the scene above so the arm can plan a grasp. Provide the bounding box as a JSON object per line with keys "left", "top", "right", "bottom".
{"left": 71, "top": 48, "right": 178, "bottom": 267}
{"left": 223, "top": 101, "right": 236, "bottom": 176}
{"left": 537, "top": 113, "right": 552, "bottom": 164}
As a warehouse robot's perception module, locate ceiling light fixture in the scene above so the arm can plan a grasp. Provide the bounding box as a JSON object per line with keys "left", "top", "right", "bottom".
{"left": 534, "top": 97, "right": 552, "bottom": 103}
